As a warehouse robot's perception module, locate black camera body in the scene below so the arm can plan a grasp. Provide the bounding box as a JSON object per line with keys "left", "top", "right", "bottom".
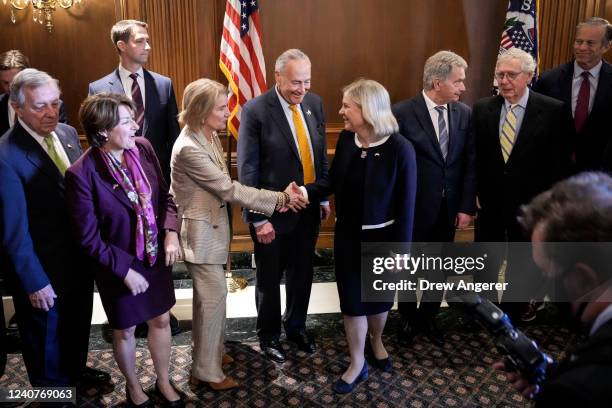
{"left": 448, "top": 291, "right": 554, "bottom": 384}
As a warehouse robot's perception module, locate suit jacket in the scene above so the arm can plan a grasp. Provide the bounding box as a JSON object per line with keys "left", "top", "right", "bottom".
{"left": 305, "top": 131, "right": 417, "bottom": 243}
{"left": 0, "top": 93, "right": 68, "bottom": 137}
{"left": 88, "top": 69, "right": 180, "bottom": 180}
{"left": 533, "top": 60, "right": 612, "bottom": 172}
{"left": 0, "top": 122, "right": 83, "bottom": 295}
{"left": 65, "top": 138, "right": 178, "bottom": 281}
{"left": 170, "top": 127, "right": 278, "bottom": 264}
{"left": 393, "top": 94, "right": 475, "bottom": 240}
{"left": 237, "top": 88, "right": 328, "bottom": 233}
{"left": 473, "top": 91, "right": 571, "bottom": 241}
{"left": 536, "top": 318, "right": 612, "bottom": 407}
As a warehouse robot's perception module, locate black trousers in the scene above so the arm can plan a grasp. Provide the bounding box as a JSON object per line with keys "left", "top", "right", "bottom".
{"left": 398, "top": 199, "right": 455, "bottom": 325}
{"left": 250, "top": 209, "right": 319, "bottom": 342}
{"left": 10, "top": 277, "right": 93, "bottom": 386}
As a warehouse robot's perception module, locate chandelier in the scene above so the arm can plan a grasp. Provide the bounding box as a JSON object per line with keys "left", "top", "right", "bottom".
{"left": 3, "top": 0, "right": 83, "bottom": 33}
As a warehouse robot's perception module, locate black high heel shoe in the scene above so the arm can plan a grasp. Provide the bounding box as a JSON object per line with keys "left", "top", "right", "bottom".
{"left": 333, "top": 363, "right": 368, "bottom": 394}
{"left": 154, "top": 380, "right": 185, "bottom": 408}
{"left": 125, "top": 385, "right": 152, "bottom": 408}
{"left": 365, "top": 338, "right": 393, "bottom": 372}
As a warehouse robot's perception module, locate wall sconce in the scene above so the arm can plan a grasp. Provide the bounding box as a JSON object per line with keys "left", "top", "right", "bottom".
{"left": 3, "top": 0, "right": 83, "bottom": 33}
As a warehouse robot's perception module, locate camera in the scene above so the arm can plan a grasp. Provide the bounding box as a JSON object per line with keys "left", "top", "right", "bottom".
{"left": 447, "top": 291, "right": 554, "bottom": 385}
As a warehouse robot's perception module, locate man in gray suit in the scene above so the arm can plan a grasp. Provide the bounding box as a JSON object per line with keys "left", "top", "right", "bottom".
{"left": 88, "top": 19, "right": 179, "bottom": 183}
{"left": 237, "top": 49, "right": 329, "bottom": 362}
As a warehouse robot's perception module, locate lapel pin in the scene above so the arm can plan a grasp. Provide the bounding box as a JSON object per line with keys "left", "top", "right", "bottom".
{"left": 67, "top": 144, "right": 73, "bottom": 149}
{"left": 306, "top": 109, "right": 312, "bottom": 116}
{"left": 374, "top": 152, "right": 380, "bottom": 157}
{"left": 113, "top": 184, "right": 119, "bottom": 190}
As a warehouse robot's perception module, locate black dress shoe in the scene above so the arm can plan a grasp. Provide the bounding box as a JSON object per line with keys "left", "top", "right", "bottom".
{"left": 154, "top": 380, "right": 185, "bottom": 408}
{"left": 260, "top": 340, "right": 286, "bottom": 363}
{"left": 80, "top": 366, "right": 112, "bottom": 385}
{"left": 397, "top": 321, "right": 416, "bottom": 347}
{"left": 364, "top": 339, "right": 392, "bottom": 372}
{"left": 422, "top": 320, "right": 445, "bottom": 347}
{"left": 286, "top": 331, "right": 316, "bottom": 353}
{"left": 126, "top": 386, "right": 153, "bottom": 408}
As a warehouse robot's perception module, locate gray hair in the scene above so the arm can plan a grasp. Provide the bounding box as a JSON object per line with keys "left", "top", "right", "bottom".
{"left": 422, "top": 51, "right": 468, "bottom": 91}
{"left": 343, "top": 78, "right": 398, "bottom": 138}
{"left": 9, "top": 68, "right": 60, "bottom": 107}
{"left": 577, "top": 17, "right": 612, "bottom": 45}
{"left": 274, "top": 48, "right": 311, "bottom": 73}
{"left": 496, "top": 48, "right": 536, "bottom": 74}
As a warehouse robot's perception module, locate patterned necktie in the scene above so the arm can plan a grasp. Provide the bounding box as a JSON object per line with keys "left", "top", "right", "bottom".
{"left": 43, "top": 135, "right": 68, "bottom": 174}
{"left": 289, "top": 104, "right": 315, "bottom": 184}
{"left": 129, "top": 73, "right": 145, "bottom": 136}
{"left": 574, "top": 71, "right": 590, "bottom": 133}
{"left": 500, "top": 104, "right": 517, "bottom": 163}
{"left": 434, "top": 106, "right": 449, "bottom": 160}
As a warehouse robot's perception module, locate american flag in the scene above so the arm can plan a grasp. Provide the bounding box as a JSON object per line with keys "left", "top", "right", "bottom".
{"left": 494, "top": 0, "right": 539, "bottom": 90}
{"left": 219, "top": 0, "right": 267, "bottom": 139}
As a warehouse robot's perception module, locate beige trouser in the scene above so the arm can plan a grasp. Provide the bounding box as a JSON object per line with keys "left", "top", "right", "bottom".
{"left": 186, "top": 262, "right": 227, "bottom": 382}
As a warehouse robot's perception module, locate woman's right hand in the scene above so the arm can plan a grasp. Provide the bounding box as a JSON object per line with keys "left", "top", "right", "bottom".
{"left": 282, "top": 182, "right": 309, "bottom": 212}
{"left": 123, "top": 268, "right": 149, "bottom": 296}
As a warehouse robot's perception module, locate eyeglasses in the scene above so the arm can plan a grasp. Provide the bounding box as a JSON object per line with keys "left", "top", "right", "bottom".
{"left": 494, "top": 71, "right": 523, "bottom": 81}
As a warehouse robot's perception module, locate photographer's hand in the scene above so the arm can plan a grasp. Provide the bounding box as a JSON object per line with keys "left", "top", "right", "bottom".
{"left": 492, "top": 361, "right": 540, "bottom": 399}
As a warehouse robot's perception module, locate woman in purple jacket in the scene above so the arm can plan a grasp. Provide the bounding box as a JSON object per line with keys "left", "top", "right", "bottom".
{"left": 65, "top": 93, "right": 183, "bottom": 407}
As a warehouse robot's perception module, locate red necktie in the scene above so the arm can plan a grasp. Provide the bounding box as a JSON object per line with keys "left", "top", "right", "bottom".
{"left": 129, "top": 73, "right": 145, "bottom": 136}
{"left": 574, "top": 71, "right": 590, "bottom": 133}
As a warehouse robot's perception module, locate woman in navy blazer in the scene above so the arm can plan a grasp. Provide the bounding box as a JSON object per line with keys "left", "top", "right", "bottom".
{"left": 305, "top": 79, "right": 417, "bottom": 394}
{"left": 65, "top": 93, "right": 184, "bottom": 407}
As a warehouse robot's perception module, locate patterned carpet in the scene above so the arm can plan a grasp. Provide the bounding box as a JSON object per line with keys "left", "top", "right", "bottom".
{"left": 0, "top": 312, "right": 576, "bottom": 408}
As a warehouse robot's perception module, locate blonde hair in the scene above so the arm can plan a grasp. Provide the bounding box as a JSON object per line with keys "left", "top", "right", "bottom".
{"left": 179, "top": 79, "right": 227, "bottom": 130}
{"left": 342, "top": 78, "right": 398, "bottom": 138}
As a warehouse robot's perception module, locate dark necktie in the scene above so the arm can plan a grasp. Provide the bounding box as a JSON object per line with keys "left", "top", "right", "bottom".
{"left": 574, "top": 71, "right": 590, "bottom": 133}
{"left": 129, "top": 73, "right": 145, "bottom": 136}
{"left": 434, "top": 105, "right": 449, "bottom": 160}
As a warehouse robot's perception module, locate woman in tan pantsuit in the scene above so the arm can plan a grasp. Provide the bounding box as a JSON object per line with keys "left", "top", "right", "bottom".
{"left": 170, "top": 79, "right": 306, "bottom": 390}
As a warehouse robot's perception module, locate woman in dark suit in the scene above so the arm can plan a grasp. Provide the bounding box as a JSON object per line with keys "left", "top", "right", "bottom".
{"left": 65, "top": 93, "right": 183, "bottom": 407}
{"left": 304, "top": 79, "right": 417, "bottom": 394}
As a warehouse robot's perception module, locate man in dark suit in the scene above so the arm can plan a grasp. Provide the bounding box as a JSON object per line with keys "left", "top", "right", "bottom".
{"left": 0, "top": 69, "right": 110, "bottom": 388}
{"left": 493, "top": 172, "right": 612, "bottom": 406}
{"left": 88, "top": 19, "right": 180, "bottom": 183}
{"left": 473, "top": 49, "right": 570, "bottom": 318}
{"left": 1, "top": 49, "right": 67, "bottom": 136}
{"left": 237, "top": 49, "right": 329, "bottom": 362}
{"left": 533, "top": 17, "right": 612, "bottom": 173}
{"left": 393, "top": 51, "right": 476, "bottom": 347}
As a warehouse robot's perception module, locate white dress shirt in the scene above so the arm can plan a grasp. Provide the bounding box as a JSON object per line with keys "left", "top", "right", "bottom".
{"left": 422, "top": 90, "right": 448, "bottom": 142}
{"left": 19, "top": 118, "right": 71, "bottom": 169}
{"left": 118, "top": 65, "right": 146, "bottom": 106}
{"left": 7, "top": 101, "right": 16, "bottom": 128}
{"left": 275, "top": 85, "right": 315, "bottom": 162}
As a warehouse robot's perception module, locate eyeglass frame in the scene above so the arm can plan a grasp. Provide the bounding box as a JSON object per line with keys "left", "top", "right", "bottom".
{"left": 494, "top": 71, "right": 526, "bottom": 81}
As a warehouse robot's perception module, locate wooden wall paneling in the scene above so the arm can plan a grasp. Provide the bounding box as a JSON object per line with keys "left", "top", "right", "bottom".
{"left": 538, "top": 0, "right": 578, "bottom": 71}
{"left": 0, "top": 1, "right": 119, "bottom": 130}
{"left": 462, "top": 0, "right": 509, "bottom": 103}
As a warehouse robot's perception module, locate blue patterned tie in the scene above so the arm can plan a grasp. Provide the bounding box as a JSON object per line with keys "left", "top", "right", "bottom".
{"left": 434, "top": 106, "right": 448, "bottom": 161}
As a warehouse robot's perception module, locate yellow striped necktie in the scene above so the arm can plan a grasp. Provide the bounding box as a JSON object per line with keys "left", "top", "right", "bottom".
{"left": 289, "top": 104, "right": 315, "bottom": 184}
{"left": 43, "top": 135, "right": 69, "bottom": 175}
{"left": 500, "top": 104, "right": 517, "bottom": 163}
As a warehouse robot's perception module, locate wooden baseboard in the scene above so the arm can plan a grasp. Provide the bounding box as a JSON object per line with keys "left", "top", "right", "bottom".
{"left": 229, "top": 228, "right": 474, "bottom": 253}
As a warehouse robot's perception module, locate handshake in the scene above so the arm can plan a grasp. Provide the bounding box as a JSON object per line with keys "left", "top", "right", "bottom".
{"left": 277, "top": 181, "right": 309, "bottom": 213}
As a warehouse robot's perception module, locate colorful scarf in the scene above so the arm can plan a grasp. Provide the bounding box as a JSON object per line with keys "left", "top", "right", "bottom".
{"left": 100, "top": 148, "right": 158, "bottom": 266}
